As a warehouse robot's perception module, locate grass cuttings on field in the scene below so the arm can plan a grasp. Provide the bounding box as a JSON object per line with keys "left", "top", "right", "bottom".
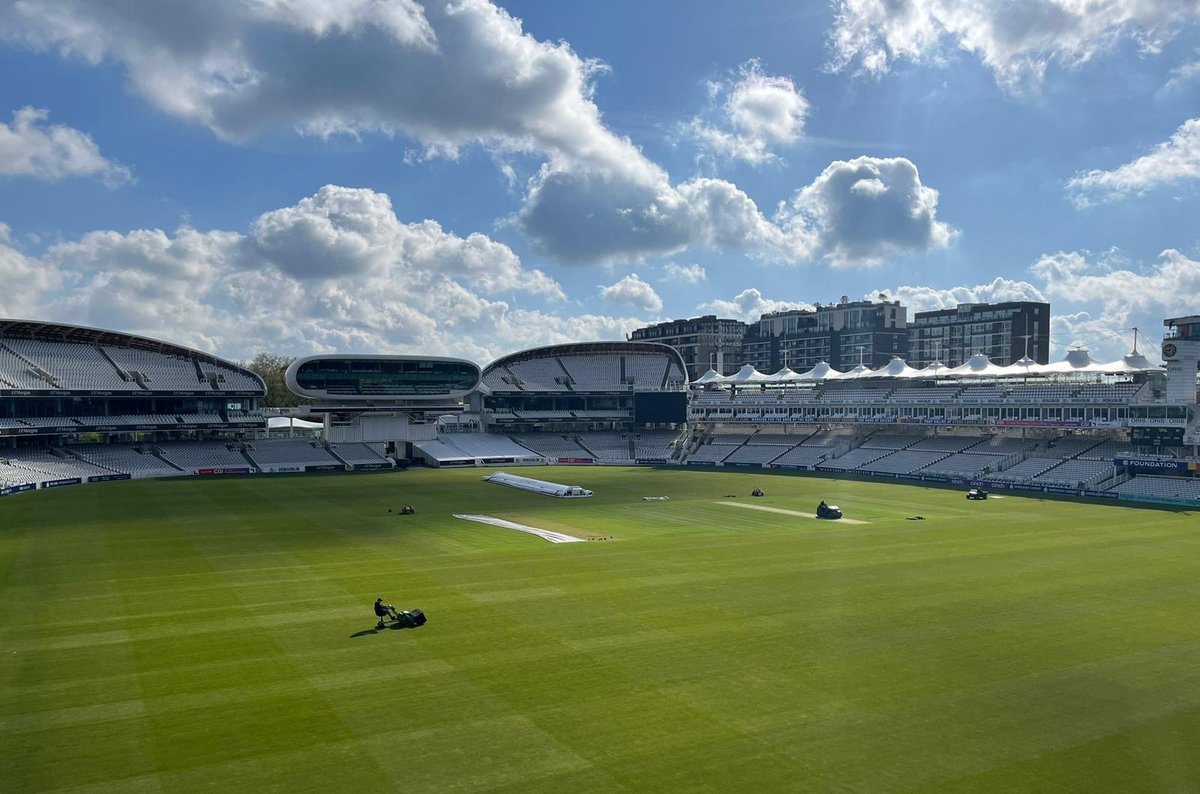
{"left": 2, "top": 466, "right": 1199, "bottom": 792}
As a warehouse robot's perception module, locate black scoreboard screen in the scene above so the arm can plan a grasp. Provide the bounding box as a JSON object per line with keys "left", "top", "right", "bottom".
{"left": 1131, "top": 426, "right": 1186, "bottom": 447}
{"left": 633, "top": 392, "right": 687, "bottom": 424}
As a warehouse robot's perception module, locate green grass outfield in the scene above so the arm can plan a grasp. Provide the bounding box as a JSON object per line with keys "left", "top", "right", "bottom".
{"left": 2, "top": 466, "right": 1199, "bottom": 793}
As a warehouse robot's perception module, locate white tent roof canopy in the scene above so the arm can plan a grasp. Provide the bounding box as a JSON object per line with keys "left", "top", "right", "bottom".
{"left": 688, "top": 350, "right": 1162, "bottom": 386}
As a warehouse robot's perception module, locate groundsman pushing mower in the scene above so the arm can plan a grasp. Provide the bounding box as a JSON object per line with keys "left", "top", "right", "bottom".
{"left": 816, "top": 500, "right": 843, "bottom": 520}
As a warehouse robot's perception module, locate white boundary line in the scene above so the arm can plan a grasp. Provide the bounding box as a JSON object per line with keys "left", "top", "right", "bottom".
{"left": 715, "top": 501, "right": 869, "bottom": 525}
{"left": 453, "top": 514, "right": 587, "bottom": 543}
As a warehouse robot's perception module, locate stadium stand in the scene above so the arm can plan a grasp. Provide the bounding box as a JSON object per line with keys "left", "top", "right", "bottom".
{"left": 155, "top": 441, "right": 251, "bottom": 472}
{"left": 819, "top": 447, "right": 893, "bottom": 471}
{"left": 865, "top": 450, "right": 950, "bottom": 475}
{"left": 632, "top": 431, "right": 682, "bottom": 461}
{"left": 1029, "top": 459, "right": 1115, "bottom": 488}
{"left": 919, "top": 453, "right": 1008, "bottom": 479}
{"left": 244, "top": 439, "right": 343, "bottom": 469}
{"left": 577, "top": 432, "right": 633, "bottom": 462}
{"left": 770, "top": 445, "right": 832, "bottom": 468}
{"left": 989, "top": 457, "right": 1061, "bottom": 483}
{"left": 908, "top": 435, "right": 981, "bottom": 453}
{"left": 327, "top": 443, "right": 392, "bottom": 467}
{"left": 1111, "top": 476, "right": 1200, "bottom": 501}
{"left": 722, "top": 444, "right": 789, "bottom": 465}
{"left": 68, "top": 444, "right": 184, "bottom": 478}
{"left": 686, "top": 443, "right": 737, "bottom": 464}
{"left": 507, "top": 433, "right": 590, "bottom": 459}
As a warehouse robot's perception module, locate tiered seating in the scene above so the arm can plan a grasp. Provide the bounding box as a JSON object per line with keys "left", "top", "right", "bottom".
{"left": 508, "top": 434, "right": 589, "bottom": 458}
{"left": 723, "top": 445, "right": 788, "bottom": 465}
{"left": 866, "top": 449, "right": 949, "bottom": 474}
{"left": 1, "top": 451, "right": 112, "bottom": 481}
{"left": 227, "top": 410, "right": 266, "bottom": 425}
{"left": 558, "top": 355, "right": 620, "bottom": 390}
{"left": 624, "top": 355, "right": 668, "bottom": 389}
{"left": 860, "top": 433, "right": 917, "bottom": 450}
{"left": 198, "top": 364, "right": 262, "bottom": 391}
{"left": 957, "top": 385, "right": 1005, "bottom": 401}
{"left": 577, "top": 433, "right": 631, "bottom": 461}
{"left": 818, "top": 384, "right": 890, "bottom": 401}
{"left": 482, "top": 366, "right": 524, "bottom": 392}
{"left": 505, "top": 358, "right": 572, "bottom": 391}
{"left": 513, "top": 409, "right": 575, "bottom": 420}
{"left": 437, "top": 433, "right": 538, "bottom": 459}
{"left": 686, "top": 443, "right": 736, "bottom": 464}
{"left": 1029, "top": 459, "right": 1114, "bottom": 488}
{"left": 776, "top": 388, "right": 820, "bottom": 400}
{"left": 0, "top": 461, "right": 45, "bottom": 486}
{"left": 9, "top": 416, "right": 81, "bottom": 428}
{"left": 244, "top": 439, "right": 342, "bottom": 468}
{"left": 708, "top": 429, "right": 754, "bottom": 444}
{"left": 888, "top": 386, "right": 959, "bottom": 402}
{"left": 175, "top": 413, "right": 224, "bottom": 424}
{"left": 989, "top": 457, "right": 1060, "bottom": 482}
{"left": 1005, "top": 384, "right": 1077, "bottom": 403}
{"left": 102, "top": 347, "right": 210, "bottom": 390}
{"left": 969, "top": 436, "right": 1033, "bottom": 455}
{"left": 3, "top": 339, "right": 131, "bottom": 390}
{"left": 908, "top": 435, "right": 980, "bottom": 453}
{"left": 633, "top": 431, "right": 682, "bottom": 460}
{"left": 920, "top": 453, "right": 1007, "bottom": 479}
{"left": 69, "top": 444, "right": 183, "bottom": 478}
{"left": 819, "top": 447, "right": 892, "bottom": 470}
{"left": 748, "top": 432, "right": 804, "bottom": 445}
{"left": 1080, "top": 440, "right": 1139, "bottom": 460}
{"left": 0, "top": 344, "right": 51, "bottom": 389}
{"left": 1111, "top": 476, "right": 1200, "bottom": 501}
{"left": 770, "top": 446, "right": 830, "bottom": 467}
{"left": 328, "top": 443, "right": 391, "bottom": 465}
{"left": 801, "top": 428, "right": 853, "bottom": 447}
{"left": 692, "top": 391, "right": 730, "bottom": 404}
{"left": 1037, "top": 436, "right": 1100, "bottom": 458}
{"left": 1075, "top": 382, "right": 1143, "bottom": 402}
{"left": 155, "top": 441, "right": 249, "bottom": 471}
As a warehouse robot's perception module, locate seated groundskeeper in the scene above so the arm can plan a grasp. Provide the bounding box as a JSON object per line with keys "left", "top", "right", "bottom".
{"left": 374, "top": 597, "right": 398, "bottom": 629}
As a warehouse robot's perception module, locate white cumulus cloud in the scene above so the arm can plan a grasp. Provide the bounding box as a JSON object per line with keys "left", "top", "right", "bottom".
{"left": 661, "top": 263, "right": 707, "bottom": 283}
{"left": 776, "top": 156, "right": 955, "bottom": 266}
{"left": 2, "top": 2, "right": 953, "bottom": 270}
{"left": 599, "top": 273, "right": 663, "bottom": 313}
{"left": 1068, "top": 118, "right": 1200, "bottom": 205}
{"left": 9, "top": 185, "right": 613, "bottom": 362}
{"left": 701, "top": 288, "right": 813, "bottom": 322}
{"left": 827, "top": 0, "right": 1200, "bottom": 93}
{"left": 687, "top": 60, "right": 809, "bottom": 165}
{"left": 876, "top": 277, "right": 1047, "bottom": 314}
{"left": 0, "top": 107, "right": 130, "bottom": 185}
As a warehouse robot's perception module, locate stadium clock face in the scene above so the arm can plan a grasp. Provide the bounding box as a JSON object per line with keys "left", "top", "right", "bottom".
{"left": 1162, "top": 342, "right": 1177, "bottom": 359}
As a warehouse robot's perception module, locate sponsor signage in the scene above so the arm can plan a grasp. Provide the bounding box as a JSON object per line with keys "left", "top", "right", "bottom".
{"left": 687, "top": 460, "right": 718, "bottom": 466}
{"left": 197, "top": 467, "right": 252, "bottom": 475}
{"left": 0, "top": 483, "right": 37, "bottom": 497}
{"left": 88, "top": 473, "right": 132, "bottom": 483}
{"left": 304, "top": 464, "right": 344, "bottom": 472}
{"left": 480, "top": 457, "right": 514, "bottom": 465}
{"left": 635, "top": 458, "right": 668, "bottom": 465}
{"left": 353, "top": 463, "right": 393, "bottom": 470}
{"left": 556, "top": 457, "right": 595, "bottom": 464}
{"left": 43, "top": 478, "right": 82, "bottom": 488}
{"left": 1114, "top": 458, "right": 1192, "bottom": 472}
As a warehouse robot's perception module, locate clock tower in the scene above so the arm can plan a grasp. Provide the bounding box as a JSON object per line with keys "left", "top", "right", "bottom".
{"left": 1163, "top": 316, "right": 1200, "bottom": 404}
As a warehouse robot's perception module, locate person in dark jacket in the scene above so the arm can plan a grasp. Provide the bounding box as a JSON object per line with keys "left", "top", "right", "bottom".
{"left": 374, "top": 597, "right": 398, "bottom": 629}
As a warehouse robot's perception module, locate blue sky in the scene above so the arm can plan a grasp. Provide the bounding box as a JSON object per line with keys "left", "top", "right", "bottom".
{"left": 1, "top": 0, "right": 1199, "bottom": 364}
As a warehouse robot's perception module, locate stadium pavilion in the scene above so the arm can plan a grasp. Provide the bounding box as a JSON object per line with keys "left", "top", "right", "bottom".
{"left": 2, "top": 316, "right": 1198, "bottom": 505}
